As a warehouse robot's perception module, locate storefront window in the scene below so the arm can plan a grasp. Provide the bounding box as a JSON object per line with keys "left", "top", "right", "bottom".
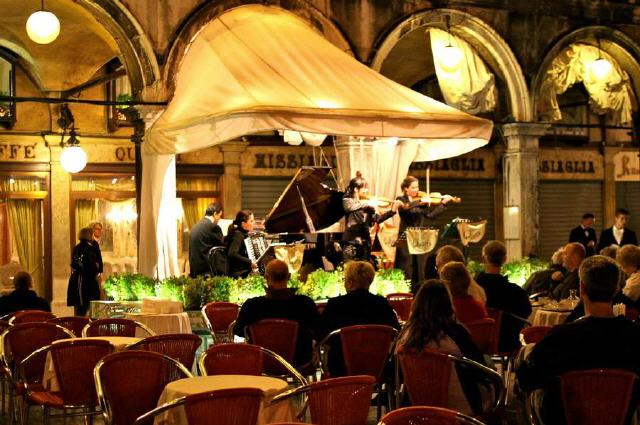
{"left": 106, "top": 73, "right": 133, "bottom": 131}
{"left": 0, "top": 175, "right": 46, "bottom": 295}
{"left": 72, "top": 175, "right": 137, "bottom": 279}
{"left": 0, "top": 54, "right": 15, "bottom": 128}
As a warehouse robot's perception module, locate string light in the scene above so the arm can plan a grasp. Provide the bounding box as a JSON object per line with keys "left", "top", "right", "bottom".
{"left": 26, "top": 0, "right": 60, "bottom": 44}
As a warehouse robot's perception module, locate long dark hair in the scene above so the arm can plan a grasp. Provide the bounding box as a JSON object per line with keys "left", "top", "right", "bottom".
{"left": 344, "top": 171, "right": 366, "bottom": 198}
{"left": 400, "top": 279, "right": 457, "bottom": 351}
{"left": 228, "top": 209, "right": 253, "bottom": 234}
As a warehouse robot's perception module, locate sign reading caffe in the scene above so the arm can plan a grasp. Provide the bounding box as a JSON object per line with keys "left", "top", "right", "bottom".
{"left": 538, "top": 149, "right": 603, "bottom": 180}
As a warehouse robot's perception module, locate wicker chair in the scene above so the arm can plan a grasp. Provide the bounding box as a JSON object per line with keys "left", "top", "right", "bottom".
{"left": 128, "top": 333, "right": 202, "bottom": 370}
{"left": 94, "top": 350, "right": 192, "bottom": 425}
{"left": 134, "top": 388, "right": 264, "bottom": 425}
{"left": 246, "top": 319, "right": 299, "bottom": 375}
{"left": 201, "top": 302, "right": 239, "bottom": 343}
{"left": 386, "top": 293, "right": 413, "bottom": 322}
{"left": 82, "top": 318, "right": 155, "bottom": 337}
{"left": 379, "top": 406, "right": 487, "bottom": 425}
{"left": 46, "top": 316, "right": 92, "bottom": 337}
{"left": 8, "top": 310, "right": 56, "bottom": 325}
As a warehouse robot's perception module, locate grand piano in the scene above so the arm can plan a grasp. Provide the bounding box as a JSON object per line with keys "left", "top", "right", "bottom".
{"left": 261, "top": 166, "right": 344, "bottom": 269}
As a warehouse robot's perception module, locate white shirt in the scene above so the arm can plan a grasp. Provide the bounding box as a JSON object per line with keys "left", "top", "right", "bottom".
{"left": 613, "top": 226, "right": 625, "bottom": 245}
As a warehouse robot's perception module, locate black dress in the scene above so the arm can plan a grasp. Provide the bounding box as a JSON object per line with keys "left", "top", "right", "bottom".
{"left": 226, "top": 229, "right": 253, "bottom": 278}
{"left": 394, "top": 195, "right": 446, "bottom": 292}
{"left": 342, "top": 197, "right": 395, "bottom": 261}
{"left": 66, "top": 239, "right": 100, "bottom": 314}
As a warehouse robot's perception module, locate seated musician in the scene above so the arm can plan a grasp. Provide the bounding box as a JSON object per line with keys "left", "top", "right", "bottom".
{"left": 395, "top": 175, "right": 452, "bottom": 293}
{"left": 342, "top": 173, "right": 400, "bottom": 261}
{"left": 226, "top": 210, "right": 258, "bottom": 278}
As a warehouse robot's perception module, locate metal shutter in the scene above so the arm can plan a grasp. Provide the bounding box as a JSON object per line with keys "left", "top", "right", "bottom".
{"left": 241, "top": 178, "right": 291, "bottom": 220}
{"left": 418, "top": 178, "right": 496, "bottom": 261}
{"left": 539, "top": 181, "right": 603, "bottom": 260}
{"left": 616, "top": 182, "right": 640, "bottom": 231}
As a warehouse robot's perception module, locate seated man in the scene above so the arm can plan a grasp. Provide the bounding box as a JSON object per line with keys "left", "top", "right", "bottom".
{"left": 523, "top": 247, "right": 565, "bottom": 296}
{"left": 233, "top": 259, "right": 320, "bottom": 368}
{"left": 0, "top": 271, "right": 50, "bottom": 316}
{"left": 321, "top": 261, "right": 400, "bottom": 376}
{"left": 517, "top": 255, "right": 640, "bottom": 425}
{"left": 551, "top": 242, "right": 586, "bottom": 300}
{"left": 475, "top": 241, "right": 532, "bottom": 353}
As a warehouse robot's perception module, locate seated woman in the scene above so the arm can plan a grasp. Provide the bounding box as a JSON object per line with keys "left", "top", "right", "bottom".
{"left": 440, "top": 262, "right": 488, "bottom": 323}
{"left": 395, "top": 279, "right": 487, "bottom": 415}
{"left": 226, "top": 210, "right": 257, "bottom": 278}
{"left": 619, "top": 245, "right": 640, "bottom": 302}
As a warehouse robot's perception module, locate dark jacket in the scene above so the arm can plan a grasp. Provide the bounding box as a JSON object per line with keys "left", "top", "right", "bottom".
{"left": 522, "top": 264, "right": 565, "bottom": 296}
{"left": 189, "top": 217, "right": 224, "bottom": 277}
{"left": 67, "top": 239, "right": 100, "bottom": 308}
{"left": 568, "top": 225, "right": 597, "bottom": 256}
{"left": 226, "top": 229, "right": 252, "bottom": 278}
{"left": 551, "top": 270, "right": 580, "bottom": 300}
{"left": 92, "top": 239, "right": 103, "bottom": 274}
{"left": 517, "top": 316, "right": 640, "bottom": 425}
{"left": 321, "top": 288, "right": 400, "bottom": 376}
{"left": 342, "top": 197, "right": 396, "bottom": 260}
{"left": 233, "top": 288, "right": 321, "bottom": 366}
{"left": 475, "top": 272, "right": 532, "bottom": 353}
{"left": 597, "top": 227, "right": 638, "bottom": 253}
{"left": 0, "top": 289, "right": 50, "bottom": 316}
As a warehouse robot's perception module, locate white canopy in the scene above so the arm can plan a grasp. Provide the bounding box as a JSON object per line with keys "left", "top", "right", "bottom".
{"left": 139, "top": 4, "right": 493, "bottom": 278}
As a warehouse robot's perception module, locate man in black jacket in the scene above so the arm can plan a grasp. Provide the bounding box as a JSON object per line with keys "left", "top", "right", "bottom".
{"left": 475, "top": 241, "right": 532, "bottom": 353}
{"left": 0, "top": 272, "right": 50, "bottom": 316}
{"left": 517, "top": 256, "right": 640, "bottom": 425}
{"left": 569, "top": 213, "right": 597, "bottom": 257}
{"left": 320, "top": 261, "right": 400, "bottom": 376}
{"left": 597, "top": 208, "right": 638, "bottom": 253}
{"left": 188, "top": 202, "right": 224, "bottom": 277}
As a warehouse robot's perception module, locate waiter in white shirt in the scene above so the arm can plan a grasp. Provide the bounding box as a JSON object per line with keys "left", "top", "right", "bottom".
{"left": 597, "top": 208, "right": 638, "bottom": 253}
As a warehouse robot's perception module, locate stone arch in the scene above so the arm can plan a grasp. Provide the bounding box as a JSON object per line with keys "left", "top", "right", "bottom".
{"left": 162, "top": 0, "right": 354, "bottom": 99}
{"left": 76, "top": 0, "right": 160, "bottom": 97}
{"left": 532, "top": 25, "right": 640, "bottom": 121}
{"left": 370, "top": 8, "right": 532, "bottom": 122}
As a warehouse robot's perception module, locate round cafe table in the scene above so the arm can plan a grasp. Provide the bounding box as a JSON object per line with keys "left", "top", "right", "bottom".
{"left": 43, "top": 336, "right": 141, "bottom": 391}
{"left": 532, "top": 308, "right": 572, "bottom": 326}
{"left": 154, "top": 375, "right": 296, "bottom": 425}
{"left": 124, "top": 312, "right": 191, "bottom": 336}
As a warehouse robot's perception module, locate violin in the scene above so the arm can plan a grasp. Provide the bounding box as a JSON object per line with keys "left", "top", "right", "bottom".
{"left": 399, "top": 191, "right": 462, "bottom": 209}
{"left": 359, "top": 193, "right": 394, "bottom": 208}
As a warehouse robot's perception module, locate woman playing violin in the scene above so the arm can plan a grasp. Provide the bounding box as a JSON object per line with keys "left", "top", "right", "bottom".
{"left": 395, "top": 175, "right": 455, "bottom": 292}
{"left": 342, "top": 173, "right": 401, "bottom": 262}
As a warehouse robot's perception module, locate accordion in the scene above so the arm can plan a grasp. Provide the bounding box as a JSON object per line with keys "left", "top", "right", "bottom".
{"left": 244, "top": 233, "right": 269, "bottom": 263}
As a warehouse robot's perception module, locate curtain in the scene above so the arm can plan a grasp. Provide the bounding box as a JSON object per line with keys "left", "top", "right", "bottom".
{"left": 74, "top": 199, "right": 96, "bottom": 237}
{"left": 72, "top": 178, "right": 135, "bottom": 191}
{"left": 181, "top": 198, "right": 216, "bottom": 232}
{"left": 105, "top": 199, "right": 138, "bottom": 258}
{"left": 539, "top": 43, "right": 637, "bottom": 125}
{"left": 0, "top": 178, "right": 43, "bottom": 295}
{"left": 428, "top": 28, "right": 497, "bottom": 115}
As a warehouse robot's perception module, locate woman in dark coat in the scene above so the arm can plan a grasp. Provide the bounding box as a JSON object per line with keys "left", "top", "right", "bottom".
{"left": 67, "top": 227, "right": 100, "bottom": 316}
{"left": 226, "top": 210, "right": 257, "bottom": 278}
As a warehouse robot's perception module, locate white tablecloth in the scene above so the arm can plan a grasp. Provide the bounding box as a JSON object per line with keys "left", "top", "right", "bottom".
{"left": 155, "top": 375, "right": 295, "bottom": 425}
{"left": 124, "top": 312, "right": 192, "bottom": 336}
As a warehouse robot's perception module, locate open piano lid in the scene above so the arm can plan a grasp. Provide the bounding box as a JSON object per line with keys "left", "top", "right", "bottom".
{"left": 264, "top": 167, "right": 344, "bottom": 233}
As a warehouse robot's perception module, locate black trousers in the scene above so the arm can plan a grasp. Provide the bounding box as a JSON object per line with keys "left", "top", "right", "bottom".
{"left": 394, "top": 241, "right": 427, "bottom": 293}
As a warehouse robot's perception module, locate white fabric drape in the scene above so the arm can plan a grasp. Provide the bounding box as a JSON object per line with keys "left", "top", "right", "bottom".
{"left": 138, "top": 150, "right": 179, "bottom": 279}
{"left": 429, "top": 28, "right": 497, "bottom": 115}
{"left": 139, "top": 5, "right": 493, "bottom": 278}
{"left": 539, "top": 43, "right": 637, "bottom": 125}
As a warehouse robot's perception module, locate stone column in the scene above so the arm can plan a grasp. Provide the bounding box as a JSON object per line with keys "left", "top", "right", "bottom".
{"left": 49, "top": 145, "right": 74, "bottom": 316}
{"left": 502, "top": 123, "right": 548, "bottom": 260}
{"left": 220, "top": 141, "right": 249, "bottom": 219}
{"left": 602, "top": 146, "right": 622, "bottom": 227}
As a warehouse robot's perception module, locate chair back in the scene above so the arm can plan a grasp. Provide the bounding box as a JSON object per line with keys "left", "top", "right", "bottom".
{"left": 199, "top": 343, "right": 263, "bottom": 376}
{"left": 464, "top": 318, "right": 498, "bottom": 354}
{"left": 50, "top": 339, "right": 114, "bottom": 406}
{"left": 2, "top": 322, "right": 73, "bottom": 384}
{"left": 520, "top": 326, "right": 552, "bottom": 345}
{"left": 397, "top": 348, "right": 451, "bottom": 407}
{"left": 185, "top": 388, "right": 264, "bottom": 425}
{"left": 95, "top": 350, "right": 192, "bottom": 425}
{"left": 0, "top": 320, "right": 11, "bottom": 334}
{"left": 47, "top": 316, "right": 91, "bottom": 337}
{"left": 378, "top": 406, "right": 486, "bottom": 425}
{"left": 308, "top": 375, "right": 376, "bottom": 425}
{"left": 248, "top": 319, "right": 298, "bottom": 375}
{"left": 127, "top": 333, "right": 201, "bottom": 370}
{"left": 201, "top": 302, "right": 239, "bottom": 335}
{"left": 386, "top": 293, "right": 413, "bottom": 322}
{"left": 339, "top": 325, "right": 397, "bottom": 381}
{"left": 83, "top": 318, "right": 154, "bottom": 337}
{"left": 9, "top": 310, "right": 56, "bottom": 324}
{"left": 560, "top": 369, "right": 637, "bottom": 425}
